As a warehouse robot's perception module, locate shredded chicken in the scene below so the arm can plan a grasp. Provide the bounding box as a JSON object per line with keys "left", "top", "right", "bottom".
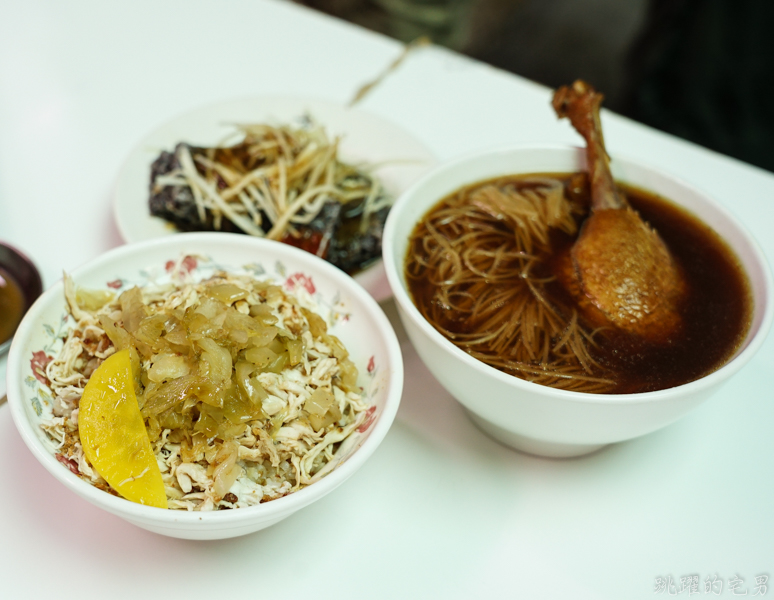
{"left": 41, "top": 270, "right": 368, "bottom": 511}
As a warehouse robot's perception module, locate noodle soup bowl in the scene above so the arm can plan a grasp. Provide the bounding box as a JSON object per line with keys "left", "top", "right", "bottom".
{"left": 6, "top": 233, "right": 403, "bottom": 539}
{"left": 383, "top": 145, "right": 773, "bottom": 458}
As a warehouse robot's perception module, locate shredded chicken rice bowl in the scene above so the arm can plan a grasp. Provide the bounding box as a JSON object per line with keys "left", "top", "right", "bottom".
{"left": 39, "top": 270, "right": 369, "bottom": 510}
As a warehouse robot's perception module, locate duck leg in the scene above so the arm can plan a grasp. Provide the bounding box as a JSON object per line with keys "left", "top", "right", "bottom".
{"left": 552, "top": 81, "right": 685, "bottom": 343}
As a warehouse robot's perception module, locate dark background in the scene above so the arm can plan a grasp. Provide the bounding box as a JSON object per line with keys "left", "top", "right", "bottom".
{"left": 295, "top": 0, "right": 774, "bottom": 173}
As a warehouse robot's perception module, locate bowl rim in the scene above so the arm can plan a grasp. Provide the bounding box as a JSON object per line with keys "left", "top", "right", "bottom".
{"left": 6, "top": 232, "right": 403, "bottom": 526}
{"left": 382, "top": 143, "right": 774, "bottom": 406}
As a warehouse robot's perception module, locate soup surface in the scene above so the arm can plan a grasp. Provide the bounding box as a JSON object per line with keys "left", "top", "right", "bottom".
{"left": 405, "top": 173, "right": 752, "bottom": 394}
{"left": 0, "top": 267, "right": 24, "bottom": 345}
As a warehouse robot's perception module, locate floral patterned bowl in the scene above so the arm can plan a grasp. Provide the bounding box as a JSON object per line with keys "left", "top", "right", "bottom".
{"left": 6, "top": 233, "right": 403, "bottom": 539}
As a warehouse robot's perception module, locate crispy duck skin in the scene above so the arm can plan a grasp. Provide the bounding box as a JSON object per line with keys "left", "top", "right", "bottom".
{"left": 552, "top": 80, "right": 686, "bottom": 343}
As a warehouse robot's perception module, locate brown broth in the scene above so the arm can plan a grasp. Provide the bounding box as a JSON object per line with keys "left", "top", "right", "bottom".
{"left": 0, "top": 267, "right": 25, "bottom": 345}
{"left": 406, "top": 173, "right": 752, "bottom": 394}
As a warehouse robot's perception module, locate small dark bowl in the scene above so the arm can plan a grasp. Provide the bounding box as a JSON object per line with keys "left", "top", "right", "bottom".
{"left": 0, "top": 243, "right": 43, "bottom": 355}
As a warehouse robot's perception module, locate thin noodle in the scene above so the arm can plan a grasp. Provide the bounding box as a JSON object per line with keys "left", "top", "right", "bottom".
{"left": 406, "top": 175, "right": 616, "bottom": 393}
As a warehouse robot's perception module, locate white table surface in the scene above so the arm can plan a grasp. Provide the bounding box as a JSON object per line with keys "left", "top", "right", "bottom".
{"left": 1, "top": 1, "right": 772, "bottom": 598}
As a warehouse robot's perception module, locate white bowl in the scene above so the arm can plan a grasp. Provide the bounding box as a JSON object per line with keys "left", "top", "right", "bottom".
{"left": 6, "top": 233, "right": 403, "bottom": 539}
{"left": 383, "top": 145, "right": 773, "bottom": 458}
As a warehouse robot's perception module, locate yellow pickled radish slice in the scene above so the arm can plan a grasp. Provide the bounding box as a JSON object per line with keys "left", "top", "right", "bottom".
{"left": 79, "top": 349, "right": 168, "bottom": 509}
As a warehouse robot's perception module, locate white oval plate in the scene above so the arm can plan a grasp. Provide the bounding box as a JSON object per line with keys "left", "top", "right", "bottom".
{"left": 114, "top": 96, "right": 437, "bottom": 302}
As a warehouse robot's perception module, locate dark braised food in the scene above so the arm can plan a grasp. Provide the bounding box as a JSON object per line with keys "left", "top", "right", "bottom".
{"left": 149, "top": 122, "right": 391, "bottom": 275}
